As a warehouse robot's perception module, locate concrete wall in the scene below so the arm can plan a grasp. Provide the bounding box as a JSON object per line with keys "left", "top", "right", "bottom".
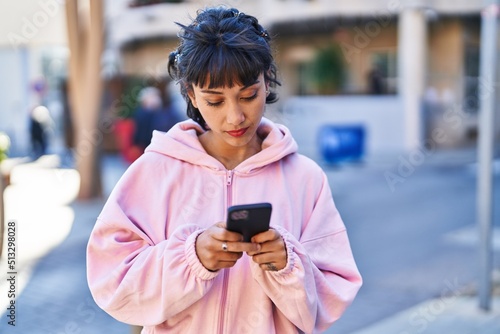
{"left": 278, "top": 96, "right": 405, "bottom": 161}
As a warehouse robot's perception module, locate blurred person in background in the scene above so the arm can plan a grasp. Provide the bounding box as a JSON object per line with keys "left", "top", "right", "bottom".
{"left": 154, "top": 85, "right": 183, "bottom": 137}
{"left": 87, "top": 6, "right": 362, "bottom": 333}
{"left": 29, "top": 105, "right": 53, "bottom": 159}
{"left": 132, "top": 86, "right": 182, "bottom": 159}
{"left": 367, "top": 66, "right": 385, "bottom": 95}
{"left": 132, "top": 86, "right": 163, "bottom": 152}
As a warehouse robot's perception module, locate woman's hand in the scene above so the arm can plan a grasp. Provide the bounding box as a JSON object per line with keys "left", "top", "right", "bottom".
{"left": 196, "top": 222, "right": 261, "bottom": 271}
{"left": 247, "top": 229, "right": 287, "bottom": 271}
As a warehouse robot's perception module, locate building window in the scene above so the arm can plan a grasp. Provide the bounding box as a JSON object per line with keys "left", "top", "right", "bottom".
{"left": 367, "top": 49, "right": 397, "bottom": 94}
{"left": 296, "top": 62, "right": 309, "bottom": 96}
{"left": 463, "top": 44, "right": 480, "bottom": 114}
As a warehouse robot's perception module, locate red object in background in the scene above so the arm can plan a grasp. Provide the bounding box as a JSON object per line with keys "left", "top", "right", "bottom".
{"left": 114, "top": 118, "right": 143, "bottom": 163}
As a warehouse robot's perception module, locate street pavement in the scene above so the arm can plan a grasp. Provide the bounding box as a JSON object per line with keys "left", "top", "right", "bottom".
{"left": 0, "top": 148, "right": 499, "bottom": 333}
{"left": 0, "top": 155, "right": 129, "bottom": 333}
{"left": 324, "top": 148, "right": 500, "bottom": 333}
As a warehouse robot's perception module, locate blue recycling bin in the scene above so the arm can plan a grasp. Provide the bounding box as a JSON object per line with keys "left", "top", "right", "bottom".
{"left": 318, "top": 124, "right": 365, "bottom": 164}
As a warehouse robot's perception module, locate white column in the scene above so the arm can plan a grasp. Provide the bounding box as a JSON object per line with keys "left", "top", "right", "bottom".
{"left": 477, "top": 0, "right": 498, "bottom": 312}
{"left": 398, "top": 6, "right": 427, "bottom": 151}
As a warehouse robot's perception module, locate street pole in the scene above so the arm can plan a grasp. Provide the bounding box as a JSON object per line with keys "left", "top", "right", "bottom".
{"left": 478, "top": 0, "right": 498, "bottom": 312}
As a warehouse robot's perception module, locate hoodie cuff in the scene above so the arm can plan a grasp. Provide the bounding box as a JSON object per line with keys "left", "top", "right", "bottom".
{"left": 185, "top": 229, "right": 220, "bottom": 281}
{"left": 270, "top": 225, "right": 296, "bottom": 276}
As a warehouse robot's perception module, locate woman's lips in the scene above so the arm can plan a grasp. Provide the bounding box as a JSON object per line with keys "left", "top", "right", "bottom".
{"left": 226, "top": 127, "right": 248, "bottom": 137}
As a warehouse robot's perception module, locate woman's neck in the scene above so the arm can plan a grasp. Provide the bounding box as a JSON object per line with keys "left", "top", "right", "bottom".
{"left": 199, "top": 131, "right": 262, "bottom": 170}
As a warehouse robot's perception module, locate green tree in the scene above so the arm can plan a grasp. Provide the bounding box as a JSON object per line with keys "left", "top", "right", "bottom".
{"left": 309, "top": 44, "right": 345, "bottom": 95}
{"left": 0, "top": 132, "right": 10, "bottom": 163}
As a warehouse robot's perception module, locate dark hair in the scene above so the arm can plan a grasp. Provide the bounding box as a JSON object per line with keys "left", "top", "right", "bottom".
{"left": 168, "top": 6, "right": 280, "bottom": 128}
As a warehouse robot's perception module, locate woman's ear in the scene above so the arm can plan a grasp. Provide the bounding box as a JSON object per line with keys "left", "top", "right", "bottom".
{"left": 187, "top": 88, "right": 198, "bottom": 109}
{"left": 264, "top": 77, "right": 270, "bottom": 92}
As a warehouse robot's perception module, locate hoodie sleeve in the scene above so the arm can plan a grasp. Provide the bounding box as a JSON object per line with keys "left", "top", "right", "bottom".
{"left": 87, "top": 211, "right": 219, "bottom": 326}
{"left": 250, "top": 172, "right": 362, "bottom": 333}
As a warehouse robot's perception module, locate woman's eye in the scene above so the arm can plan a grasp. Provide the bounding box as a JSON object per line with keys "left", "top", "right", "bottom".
{"left": 206, "top": 100, "right": 223, "bottom": 107}
{"left": 203, "top": 92, "right": 258, "bottom": 107}
{"left": 242, "top": 93, "right": 258, "bottom": 102}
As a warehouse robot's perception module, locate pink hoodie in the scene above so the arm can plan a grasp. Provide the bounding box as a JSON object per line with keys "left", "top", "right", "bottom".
{"left": 87, "top": 118, "right": 362, "bottom": 333}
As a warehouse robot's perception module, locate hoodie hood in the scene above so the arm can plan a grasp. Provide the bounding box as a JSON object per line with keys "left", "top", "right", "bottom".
{"left": 145, "top": 117, "right": 298, "bottom": 173}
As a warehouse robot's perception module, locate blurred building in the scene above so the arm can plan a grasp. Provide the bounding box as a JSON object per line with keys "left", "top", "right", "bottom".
{"left": 0, "top": 1, "right": 68, "bottom": 156}
{"left": 106, "top": 0, "right": 498, "bottom": 159}
{"left": 1, "top": 0, "right": 499, "bottom": 160}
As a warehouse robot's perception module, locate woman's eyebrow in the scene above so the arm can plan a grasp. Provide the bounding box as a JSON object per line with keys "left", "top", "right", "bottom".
{"left": 200, "top": 81, "right": 261, "bottom": 94}
{"left": 200, "top": 89, "right": 222, "bottom": 94}
{"left": 241, "top": 80, "right": 260, "bottom": 90}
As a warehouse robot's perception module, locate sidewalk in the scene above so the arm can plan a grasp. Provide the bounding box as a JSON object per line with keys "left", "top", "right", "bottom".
{"left": 352, "top": 288, "right": 500, "bottom": 334}
{"left": 0, "top": 154, "right": 129, "bottom": 333}
{"left": 325, "top": 148, "right": 500, "bottom": 333}
{"left": 1, "top": 152, "right": 499, "bottom": 333}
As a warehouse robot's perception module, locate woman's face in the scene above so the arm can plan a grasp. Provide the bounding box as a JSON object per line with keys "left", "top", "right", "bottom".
{"left": 188, "top": 73, "right": 268, "bottom": 150}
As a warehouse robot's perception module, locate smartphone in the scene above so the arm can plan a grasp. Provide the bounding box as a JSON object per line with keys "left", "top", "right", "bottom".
{"left": 226, "top": 202, "right": 272, "bottom": 242}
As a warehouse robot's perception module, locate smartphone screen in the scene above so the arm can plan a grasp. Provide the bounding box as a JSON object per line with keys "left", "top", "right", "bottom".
{"left": 226, "top": 202, "right": 272, "bottom": 242}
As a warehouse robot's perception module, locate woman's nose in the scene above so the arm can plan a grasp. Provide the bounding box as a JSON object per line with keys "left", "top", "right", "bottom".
{"left": 226, "top": 103, "right": 245, "bottom": 126}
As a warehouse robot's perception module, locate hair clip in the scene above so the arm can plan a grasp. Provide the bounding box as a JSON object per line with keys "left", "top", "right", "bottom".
{"left": 174, "top": 52, "right": 182, "bottom": 63}
{"left": 260, "top": 30, "right": 269, "bottom": 38}
{"left": 232, "top": 10, "right": 244, "bottom": 18}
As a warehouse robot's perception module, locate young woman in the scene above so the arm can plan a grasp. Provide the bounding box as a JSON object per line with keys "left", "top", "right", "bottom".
{"left": 87, "top": 6, "right": 362, "bottom": 333}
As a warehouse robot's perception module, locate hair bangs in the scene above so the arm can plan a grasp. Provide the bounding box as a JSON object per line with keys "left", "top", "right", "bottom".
{"left": 189, "top": 44, "right": 264, "bottom": 89}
